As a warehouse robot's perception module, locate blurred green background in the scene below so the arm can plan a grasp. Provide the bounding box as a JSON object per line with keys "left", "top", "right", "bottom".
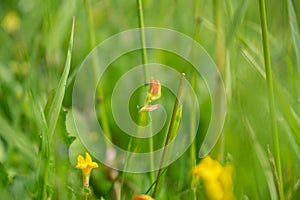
{"left": 0, "top": 0, "right": 300, "bottom": 199}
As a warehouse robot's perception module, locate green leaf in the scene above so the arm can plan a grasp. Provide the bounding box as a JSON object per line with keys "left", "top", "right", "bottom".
{"left": 169, "top": 104, "right": 182, "bottom": 142}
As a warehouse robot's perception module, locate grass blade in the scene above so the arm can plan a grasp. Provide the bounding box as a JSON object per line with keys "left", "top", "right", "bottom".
{"left": 258, "top": 0, "right": 284, "bottom": 198}
{"left": 47, "top": 17, "right": 75, "bottom": 139}
{"left": 240, "top": 37, "right": 300, "bottom": 147}
{"left": 287, "top": 0, "right": 300, "bottom": 74}
{"left": 37, "top": 103, "right": 50, "bottom": 200}
{"left": 245, "top": 118, "right": 278, "bottom": 200}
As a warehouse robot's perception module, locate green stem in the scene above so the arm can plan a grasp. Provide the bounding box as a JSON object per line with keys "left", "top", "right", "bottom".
{"left": 84, "top": 0, "right": 96, "bottom": 50}
{"left": 190, "top": 2, "right": 201, "bottom": 199}
{"left": 120, "top": 138, "right": 133, "bottom": 200}
{"left": 190, "top": 73, "right": 197, "bottom": 195}
{"left": 258, "top": 0, "right": 284, "bottom": 199}
{"left": 213, "top": 0, "right": 225, "bottom": 73}
{"left": 136, "top": 0, "right": 156, "bottom": 186}
{"left": 152, "top": 73, "right": 185, "bottom": 198}
{"left": 212, "top": 0, "right": 227, "bottom": 163}
{"left": 137, "top": 0, "right": 148, "bottom": 83}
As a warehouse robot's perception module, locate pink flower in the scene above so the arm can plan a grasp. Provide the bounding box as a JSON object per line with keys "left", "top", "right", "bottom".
{"left": 147, "top": 77, "right": 161, "bottom": 101}
{"left": 139, "top": 104, "right": 160, "bottom": 112}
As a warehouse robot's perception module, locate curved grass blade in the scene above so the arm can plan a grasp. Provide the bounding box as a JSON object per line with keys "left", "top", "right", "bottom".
{"left": 47, "top": 17, "right": 75, "bottom": 139}
{"left": 37, "top": 103, "right": 50, "bottom": 200}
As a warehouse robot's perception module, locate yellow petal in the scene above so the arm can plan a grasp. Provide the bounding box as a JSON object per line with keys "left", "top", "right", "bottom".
{"left": 91, "top": 162, "right": 99, "bottom": 168}
{"left": 76, "top": 155, "right": 85, "bottom": 168}
{"left": 85, "top": 152, "right": 92, "bottom": 163}
{"left": 205, "top": 181, "right": 224, "bottom": 200}
{"left": 219, "top": 165, "right": 234, "bottom": 193}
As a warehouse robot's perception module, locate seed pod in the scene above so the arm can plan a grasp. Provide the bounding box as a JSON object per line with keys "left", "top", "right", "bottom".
{"left": 168, "top": 103, "right": 182, "bottom": 143}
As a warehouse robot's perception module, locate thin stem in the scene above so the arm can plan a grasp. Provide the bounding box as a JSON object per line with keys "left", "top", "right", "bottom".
{"left": 152, "top": 73, "right": 186, "bottom": 198}
{"left": 137, "top": 0, "right": 148, "bottom": 83}
{"left": 120, "top": 138, "right": 133, "bottom": 200}
{"left": 213, "top": 0, "right": 225, "bottom": 73}
{"left": 84, "top": 0, "right": 96, "bottom": 50}
{"left": 213, "top": 0, "right": 226, "bottom": 163}
{"left": 190, "top": 73, "right": 197, "bottom": 198}
{"left": 190, "top": 2, "right": 201, "bottom": 199}
{"left": 136, "top": 0, "right": 156, "bottom": 186}
{"left": 258, "top": 0, "right": 284, "bottom": 199}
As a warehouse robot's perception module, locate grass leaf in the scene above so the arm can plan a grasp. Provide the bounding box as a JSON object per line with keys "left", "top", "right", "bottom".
{"left": 245, "top": 118, "right": 278, "bottom": 200}
{"left": 37, "top": 103, "right": 50, "bottom": 200}
{"left": 47, "top": 17, "right": 75, "bottom": 139}
{"left": 287, "top": 0, "right": 300, "bottom": 74}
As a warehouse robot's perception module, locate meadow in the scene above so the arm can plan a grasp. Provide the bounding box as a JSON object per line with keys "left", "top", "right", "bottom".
{"left": 0, "top": 0, "right": 300, "bottom": 199}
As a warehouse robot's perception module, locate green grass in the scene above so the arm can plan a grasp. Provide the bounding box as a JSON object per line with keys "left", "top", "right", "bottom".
{"left": 0, "top": 0, "right": 300, "bottom": 199}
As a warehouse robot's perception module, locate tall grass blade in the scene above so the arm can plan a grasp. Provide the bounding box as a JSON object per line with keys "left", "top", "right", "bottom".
{"left": 287, "top": 0, "right": 300, "bottom": 74}
{"left": 258, "top": 0, "right": 284, "bottom": 197}
{"left": 259, "top": 0, "right": 284, "bottom": 197}
{"left": 47, "top": 17, "right": 75, "bottom": 139}
{"left": 37, "top": 103, "right": 50, "bottom": 200}
{"left": 240, "top": 37, "right": 300, "bottom": 147}
{"left": 245, "top": 118, "right": 278, "bottom": 200}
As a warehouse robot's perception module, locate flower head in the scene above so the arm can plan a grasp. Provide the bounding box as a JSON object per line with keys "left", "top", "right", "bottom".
{"left": 191, "top": 156, "right": 235, "bottom": 200}
{"left": 147, "top": 77, "right": 161, "bottom": 102}
{"left": 132, "top": 194, "right": 154, "bottom": 200}
{"left": 1, "top": 11, "right": 20, "bottom": 34}
{"left": 191, "top": 156, "right": 223, "bottom": 182}
{"left": 76, "top": 152, "right": 99, "bottom": 177}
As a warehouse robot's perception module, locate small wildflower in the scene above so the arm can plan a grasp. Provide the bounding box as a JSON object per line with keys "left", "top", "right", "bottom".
{"left": 147, "top": 77, "right": 161, "bottom": 102}
{"left": 140, "top": 77, "right": 161, "bottom": 113}
{"left": 191, "top": 156, "right": 235, "bottom": 200}
{"left": 1, "top": 11, "right": 21, "bottom": 34}
{"left": 191, "top": 156, "right": 223, "bottom": 182}
{"left": 76, "top": 152, "right": 98, "bottom": 187}
{"left": 132, "top": 194, "right": 154, "bottom": 200}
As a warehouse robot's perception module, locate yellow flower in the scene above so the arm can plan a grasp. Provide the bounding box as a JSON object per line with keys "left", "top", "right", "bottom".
{"left": 1, "top": 11, "right": 20, "bottom": 34}
{"left": 191, "top": 156, "right": 235, "bottom": 200}
{"left": 191, "top": 156, "right": 223, "bottom": 182}
{"left": 76, "top": 152, "right": 99, "bottom": 187}
{"left": 205, "top": 181, "right": 224, "bottom": 200}
{"left": 219, "top": 165, "right": 234, "bottom": 190}
{"left": 76, "top": 152, "right": 99, "bottom": 176}
{"left": 132, "top": 194, "right": 154, "bottom": 200}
